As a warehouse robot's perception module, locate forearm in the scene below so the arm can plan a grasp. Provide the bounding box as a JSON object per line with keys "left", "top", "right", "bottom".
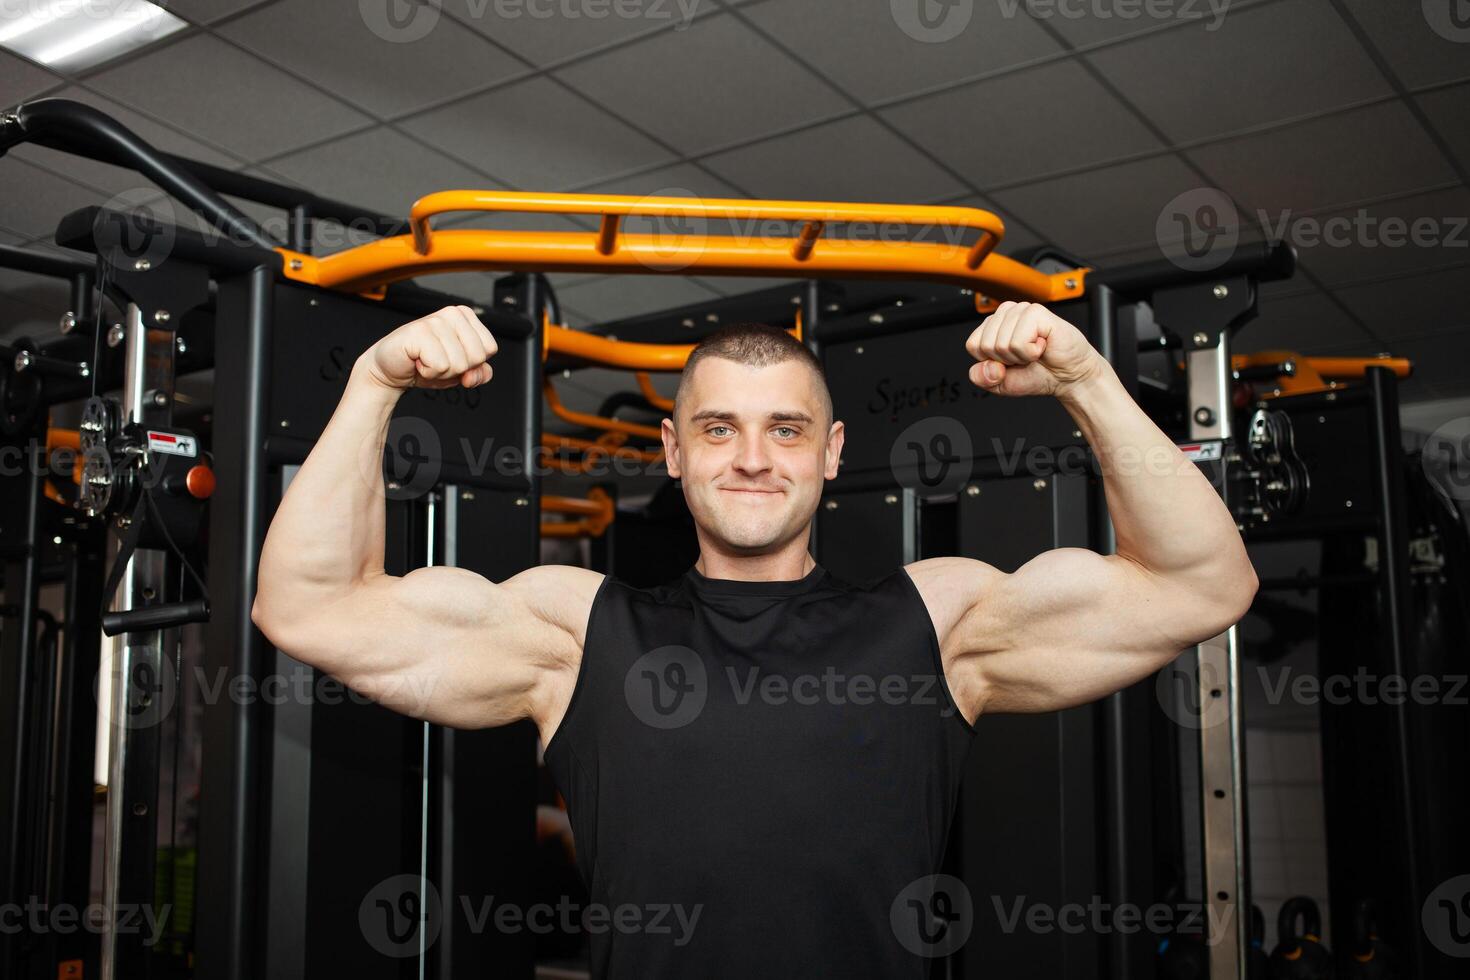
{"left": 1058, "top": 361, "right": 1252, "bottom": 590}
{"left": 256, "top": 355, "right": 400, "bottom": 618}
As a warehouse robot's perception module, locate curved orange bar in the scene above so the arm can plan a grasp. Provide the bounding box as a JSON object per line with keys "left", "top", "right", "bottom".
{"left": 278, "top": 190, "right": 1087, "bottom": 304}
{"left": 542, "top": 487, "right": 614, "bottom": 538}
{"left": 544, "top": 321, "right": 800, "bottom": 371}
{"left": 406, "top": 189, "right": 1004, "bottom": 258}
{"left": 635, "top": 372, "right": 675, "bottom": 411}
{"left": 544, "top": 378, "right": 663, "bottom": 440}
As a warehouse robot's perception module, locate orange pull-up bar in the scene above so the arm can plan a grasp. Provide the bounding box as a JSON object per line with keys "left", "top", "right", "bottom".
{"left": 277, "top": 190, "right": 1088, "bottom": 305}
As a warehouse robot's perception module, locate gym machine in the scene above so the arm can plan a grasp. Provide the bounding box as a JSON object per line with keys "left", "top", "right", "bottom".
{"left": 0, "top": 99, "right": 544, "bottom": 980}
{"left": 3, "top": 95, "right": 1461, "bottom": 979}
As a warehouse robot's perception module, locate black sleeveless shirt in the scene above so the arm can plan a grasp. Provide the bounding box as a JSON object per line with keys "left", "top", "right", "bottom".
{"left": 543, "top": 562, "right": 977, "bottom": 978}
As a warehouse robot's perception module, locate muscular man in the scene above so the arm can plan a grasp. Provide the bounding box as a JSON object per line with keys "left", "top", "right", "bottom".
{"left": 252, "top": 301, "right": 1257, "bottom": 977}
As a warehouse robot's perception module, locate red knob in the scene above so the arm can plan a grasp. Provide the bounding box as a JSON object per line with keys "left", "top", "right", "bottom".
{"left": 185, "top": 465, "right": 215, "bottom": 499}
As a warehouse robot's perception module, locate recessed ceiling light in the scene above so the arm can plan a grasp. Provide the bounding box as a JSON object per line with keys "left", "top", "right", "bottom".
{"left": 0, "top": 0, "right": 186, "bottom": 74}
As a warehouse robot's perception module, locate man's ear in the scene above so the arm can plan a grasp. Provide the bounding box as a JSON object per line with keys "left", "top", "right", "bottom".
{"left": 661, "top": 417, "right": 681, "bottom": 479}
{"left": 824, "top": 420, "right": 845, "bottom": 480}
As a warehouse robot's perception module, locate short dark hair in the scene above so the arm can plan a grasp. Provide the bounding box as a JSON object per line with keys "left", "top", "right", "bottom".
{"left": 674, "top": 322, "right": 833, "bottom": 426}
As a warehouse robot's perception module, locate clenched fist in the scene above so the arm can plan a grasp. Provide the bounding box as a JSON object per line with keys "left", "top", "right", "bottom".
{"left": 966, "top": 301, "right": 1104, "bottom": 398}
{"left": 362, "top": 305, "right": 498, "bottom": 391}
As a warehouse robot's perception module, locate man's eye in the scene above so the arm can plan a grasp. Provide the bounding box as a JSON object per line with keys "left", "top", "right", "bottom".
{"left": 708, "top": 425, "right": 731, "bottom": 437}
{"left": 774, "top": 426, "right": 798, "bottom": 438}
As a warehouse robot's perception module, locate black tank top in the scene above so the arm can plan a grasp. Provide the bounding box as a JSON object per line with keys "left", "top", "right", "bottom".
{"left": 543, "top": 561, "right": 977, "bottom": 978}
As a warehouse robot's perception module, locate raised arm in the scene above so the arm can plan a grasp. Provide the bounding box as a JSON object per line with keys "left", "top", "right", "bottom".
{"left": 250, "top": 306, "right": 602, "bottom": 735}
{"left": 908, "top": 302, "right": 1258, "bottom": 720}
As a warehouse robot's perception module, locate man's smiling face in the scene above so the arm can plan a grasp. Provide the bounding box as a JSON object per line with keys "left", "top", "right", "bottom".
{"left": 663, "top": 356, "right": 843, "bottom": 555}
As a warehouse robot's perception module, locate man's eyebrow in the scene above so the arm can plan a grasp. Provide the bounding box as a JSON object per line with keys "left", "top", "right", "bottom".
{"left": 688, "top": 409, "right": 815, "bottom": 424}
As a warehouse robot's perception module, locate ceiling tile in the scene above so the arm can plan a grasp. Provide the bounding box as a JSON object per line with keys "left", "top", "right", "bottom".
{"left": 1288, "top": 188, "right": 1470, "bottom": 287}
{"left": 266, "top": 127, "right": 494, "bottom": 216}
{"left": 439, "top": 0, "right": 681, "bottom": 66}
{"left": 1033, "top": 0, "right": 1236, "bottom": 48}
{"left": 218, "top": 0, "right": 526, "bottom": 118}
{"left": 1232, "top": 289, "right": 1373, "bottom": 355}
{"left": 1085, "top": 1, "right": 1391, "bottom": 144}
{"left": 87, "top": 34, "right": 372, "bottom": 159}
{"left": 1332, "top": 265, "right": 1470, "bottom": 345}
{"left": 0, "top": 158, "right": 110, "bottom": 239}
{"left": 398, "top": 76, "right": 675, "bottom": 189}
{"left": 702, "top": 115, "right": 967, "bottom": 203}
{"left": 881, "top": 58, "right": 1164, "bottom": 190}
{"left": 988, "top": 152, "right": 1207, "bottom": 257}
{"left": 1379, "top": 327, "right": 1470, "bottom": 397}
{"left": 1416, "top": 82, "right": 1470, "bottom": 173}
{"left": 557, "top": 273, "right": 721, "bottom": 323}
{"left": 1338, "top": 0, "right": 1470, "bottom": 90}
{"left": 577, "top": 162, "right": 745, "bottom": 199}
{"left": 554, "top": 14, "right": 847, "bottom": 156}
{"left": 1189, "top": 101, "right": 1460, "bottom": 216}
{"left": 0, "top": 50, "right": 63, "bottom": 106}
{"left": 739, "top": 0, "right": 1064, "bottom": 104}
{"left": 165, "top": 0, "right": 279, "bottom": 25}
{"left": 1259, "top": 277, "right": 1319, "bottom": 302}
